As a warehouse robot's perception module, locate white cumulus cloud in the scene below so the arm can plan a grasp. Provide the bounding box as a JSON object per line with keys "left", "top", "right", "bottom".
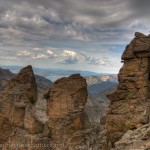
{"left": 17, "top": 50, "right": 31, "bottom": 56}
{"left": 32, "top": 54, "right": 49, "bottom": 59}
{"left": 47, "top": 50, "right": 56, "bottom": 58}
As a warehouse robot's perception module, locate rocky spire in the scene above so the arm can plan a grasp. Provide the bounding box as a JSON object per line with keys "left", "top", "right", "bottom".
{"left": 3, "top": 65, "right": 37, "bottom": 104}
{"left": 45, "top": 74, "right": 88, "bottom": 149}
{"left": 106, "top": 32, "right": 150, "bottom": 146}
{"left": 0, "top": 63, "right": 108, "bottom": 150}
{"left": 45, "top": 74, "right": 87, "bottom": 118}
{"left": 0, "top": 65, "right": 50, "bottom": 150}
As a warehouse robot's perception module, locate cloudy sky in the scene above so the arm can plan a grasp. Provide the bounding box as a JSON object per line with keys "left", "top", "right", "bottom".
{"left": 0, "top": 0, "right": 150, "bottom": 73}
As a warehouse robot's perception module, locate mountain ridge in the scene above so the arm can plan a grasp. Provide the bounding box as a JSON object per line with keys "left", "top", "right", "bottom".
{"left": 1, "top": 65, "right": 116, "bottom": 81}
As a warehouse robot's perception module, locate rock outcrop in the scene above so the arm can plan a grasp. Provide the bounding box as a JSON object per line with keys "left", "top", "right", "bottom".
{"left": 106, "top": 32, "right": 150, "bottom": 147}
{"left": 0, "top": 66, "right": 105, "bottom": 150}
{"left": 46, "top": 74, "right": 87, "bottom": 118}
{"left": 0, "top": 65, "right": 51, "bottom": 150}
{"left": 0, "top": 67, "right": 53, "bottom": 124}
{"left": 43, "top": 73, "right": 109, "bottom": 150}
{"left": 44, "top": 74, "right": 89, "bottom": 149}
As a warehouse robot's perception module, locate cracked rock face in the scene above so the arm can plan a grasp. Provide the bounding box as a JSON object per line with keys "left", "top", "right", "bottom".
{"left": 0, "top": 65, "right": 50, "bottom": 150}
{"left": 44, "top": 74, "right": 89, "bottom": 150}
{"left": 106, "top": 32, "right": 150, "bottom": 147}
{"left": 45, "top": 74, "right": 88, "bottom": 118}
{"left": 44, "top": 74, "right": 107, "bottom": 150}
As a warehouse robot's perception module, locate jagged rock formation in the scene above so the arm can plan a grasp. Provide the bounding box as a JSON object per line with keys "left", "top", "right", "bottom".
{"left": 2, "top": 32, "right": 150, "bottom": 150}
{"left": 0, "top": 67, "right": 52, "bottom": 124}
{"left": 44, "top": 74, "right": 89, "bottom": 149}
{"left": 44, "top": 74, "right": 108, "bottom": 150}
{"left": 0, "top": 67, "right": 118, "bottom": 125}
{"left": 0, "top": 68, "right": 53, "bottom": 92}
{"left": 4, "top": 32, "right": 150, "bottom": 149}
{"left": 0, "top": 65, "right": 51, "bottom": 150}
{"left": 45, "top": 74, "right": 87, "bottom": 118}
{"left": 106, "top": 32, "right": 150, "bottom": 148}
{"left": 0, "top": 66, "right": 106, "bottom": 150}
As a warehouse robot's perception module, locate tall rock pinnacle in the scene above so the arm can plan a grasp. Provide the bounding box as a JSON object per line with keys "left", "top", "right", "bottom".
{"left": 0, "top": 65, "right": 50, "bottom": 150}
{"left": 106, "top": 32, "right": 150, "bottom": 146}
{"left": 45, "top": 74, "right": 87, "bottom": 118}
{"left": 3, "top": 65, "right": 37, "bottom": 104}
{"left": 45, "top": 74, "right": 88, "bottom": 149}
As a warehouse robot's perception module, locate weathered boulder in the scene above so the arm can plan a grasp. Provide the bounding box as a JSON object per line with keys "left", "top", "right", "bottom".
{"left": 122, "top": 32, "right": 150, "bottom": 60}
{"left": 135, "top": 32, "right": 147, "bottom": 38}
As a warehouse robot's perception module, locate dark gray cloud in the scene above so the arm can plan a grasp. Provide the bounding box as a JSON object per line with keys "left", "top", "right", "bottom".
{"left": 0, "top": 0, "right": 149, "bottom": 46}
{"left": 129, "top": 0, "right": 150, "bottom": 17}
{"left": 0, "top": 0, "right": 149, "bottom": 72}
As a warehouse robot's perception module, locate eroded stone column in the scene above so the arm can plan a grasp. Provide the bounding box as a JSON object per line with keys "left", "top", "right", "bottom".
{"left": 106, "top": 32, "right": 150, "bottom": 146}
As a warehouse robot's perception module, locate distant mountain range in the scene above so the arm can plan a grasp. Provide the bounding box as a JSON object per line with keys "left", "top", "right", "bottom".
{"left": 1, "top": 65, "right": 114, "bottom": 81}
{"left": 86, "top": 75, "right": 118, "bottom": 98}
